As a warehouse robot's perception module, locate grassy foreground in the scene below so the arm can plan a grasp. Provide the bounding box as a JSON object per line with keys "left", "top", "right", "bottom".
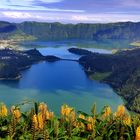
{"left": 0, "top": 102, "right": 140, "bottom": 140}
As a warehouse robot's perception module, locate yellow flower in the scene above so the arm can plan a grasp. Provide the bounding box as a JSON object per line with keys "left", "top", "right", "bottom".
{"left": 46, "top": 111, "right": 54, "bottom": 120}
{"left": 38, "top": 113, "right": 44, "bottom": 130}
{"left": 32, "top": 114, "right": 38, "bottom": 129}
{"left": 115, "top": 105, "right": 125, "bottom": 117}
{"left": 61, "top": 104, "right": 75, "bottom": 122}
{"left": 79, "top": 114, "right": 85, "bottom": 120}
{"left": 13, "top": 109, "right": 21, "bottom": 122}
{"left": 32, "top": 113, "right": 45, "bottom": 130}
{"left": 49, "top": 111, "right": 54, "bottom": 120}
{"left": 135, "top": 126, "right": 140, "bottom": 140}
{"left": 74, "top": 114, "right": 86, "bottom": 129}
{"left": 61, "top": 105, "right": 70, "bottom": 116}
{"left": 87, "top": 117, "right": 95, "bottom": 131}
{"left": 0, "top": 104, "right": 8, "bottom": 117}
{"left": 45, "top": 111, "right": 50, "bottom": 120}
{"left": 39, "top": 102, "right": 47, "bottom": 112}
{"left": 74, "top": 121, "right": 85, "bottom": 129}
{"left": 65, "top": 107, "right": 71, "bottom": 116}
{"left": 102, "top": 106, "right": 112, "bottom": 119}
{"left": 70, "top": 110, "right": 76, "bottom": 123}
{"left": 123, "top": 115, "right": 131, "bottom": 125}
{"left": 61, "top": 105, "right": 65, "bottom": 116}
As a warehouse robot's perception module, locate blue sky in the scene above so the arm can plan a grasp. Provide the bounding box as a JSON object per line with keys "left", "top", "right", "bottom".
{"left": 0, "top": 0, "right": 140, "bottom": 23}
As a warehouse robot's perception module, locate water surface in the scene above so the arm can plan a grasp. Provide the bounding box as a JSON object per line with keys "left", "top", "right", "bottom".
{"left": 0, "top": 60, "right": 123, "bottom": 114}
{"left": 21, "top": 39, "right": 132, "bottom": 50}
{"left": 0, "top": 41, "right": 124, "bottom": 114}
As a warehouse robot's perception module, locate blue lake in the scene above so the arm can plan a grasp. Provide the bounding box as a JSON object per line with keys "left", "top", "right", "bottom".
{"left": 0, "top": 40, "right": 128, "bottom": 114}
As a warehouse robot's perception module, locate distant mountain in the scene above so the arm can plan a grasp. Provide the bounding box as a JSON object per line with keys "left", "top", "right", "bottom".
{"left": 0, "top": 21, "right": 140, "bottom": 41}
{"left": 0, "top": 21, "right": 35, "bottom": 40}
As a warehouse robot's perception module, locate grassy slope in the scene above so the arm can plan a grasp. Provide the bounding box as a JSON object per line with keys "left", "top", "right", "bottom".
{"left": 89, "top": 72, "right": 111, "bottom": 81}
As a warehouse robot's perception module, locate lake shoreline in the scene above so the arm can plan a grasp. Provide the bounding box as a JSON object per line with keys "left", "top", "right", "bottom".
{"left": 70, "top": 47, "right": 140, "bottom": 114}
{"left": 0, "top": 39, "right": 130, "bottom": 113}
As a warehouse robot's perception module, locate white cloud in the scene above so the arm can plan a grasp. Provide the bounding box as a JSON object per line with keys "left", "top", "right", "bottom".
{"left": 72, "top": 15, "right": 89, "bottom": 21}
{"left": 71, "top": 14, "right": 140, "bottom": 23}
{"left": 1, "top": 11, "right": 140, "bottom": 23}
{"left": 2, "top": 11, "right": 32, "bottom": 19}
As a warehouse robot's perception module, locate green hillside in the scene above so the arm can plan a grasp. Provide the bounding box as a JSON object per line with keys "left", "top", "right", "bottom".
{"left": 0, "top": 21, "right": 140, "bottom": 41}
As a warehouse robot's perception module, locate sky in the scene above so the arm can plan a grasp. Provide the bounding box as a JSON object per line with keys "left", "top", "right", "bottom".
{"left": 0, "top": 0, "right": 140, "bottom": 23}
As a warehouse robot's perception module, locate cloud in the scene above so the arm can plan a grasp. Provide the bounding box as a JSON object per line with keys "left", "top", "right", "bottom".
{"left": 7, "top": 0, "right": 64, "bottom": 4}
{"left": 71, "top": 14, "right": 140, "bottom": 23}
{"left": 2, "top": 11, "right": 32, "bottom": 19}
{"left": 0, "top": 0, "right": 84, "bottom": 13}
{"left": 0, "top": 0, "right": 140, "bottom": 23}
{"left": 1, "top": 11, "right": 140, "bottom": 23}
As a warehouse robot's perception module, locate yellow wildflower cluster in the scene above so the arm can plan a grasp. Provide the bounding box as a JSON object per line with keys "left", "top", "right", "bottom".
{"left": 87, "top": 116, "right": 96, "bottom": 131}
{"left": 79, "top": 114, "right": 85, "bottom": 120}
{"left": 0, "top": 102, "right": 139, "bottom": 139}
{"left": 32, "top": 102, "right": 54, "bottom": 130}
{"left": 39, "top": 102, "right": 54, "bottom": 121}
{"left": 74, "top": 114, "right": 85, "bottom": 129}
{"left": 114, "top": 105, "right": 125, "bottom": 117}
{"left": 46, "top": 111, "right": 54, "bottom": 120}
{"left": 75, "top": 114, "right": 95, "bottom": 131}
{"left": 32, "top": 114, "right": 38, "bottom": 130}
{"left": 123, "top": 115, "right": 131, "bottom": 125}
{"left": 39, "top": 102, "right": 47, "bottom": 113}
{"left": 11, "top": 106, "right": 21, "bottom": 122}
{"left": 102, "top": 106, "right": 112, "bottom": 119}
{"left": 38, "top": 113, "right": 44, "bottom": 129}
{"left": 61, "top": 104, "right": 76, "bottom": 122}
{"left": 0, "top": 104, "right": 8, "bottom": 117}
{"left": 32, "top": 113, "right": 44, "bottom": 130}
{"left": 135, "top": 126, "right": 140, "bottom": 140}
{"left": 113, "top": 105, "right": 131, "bottom": 125}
